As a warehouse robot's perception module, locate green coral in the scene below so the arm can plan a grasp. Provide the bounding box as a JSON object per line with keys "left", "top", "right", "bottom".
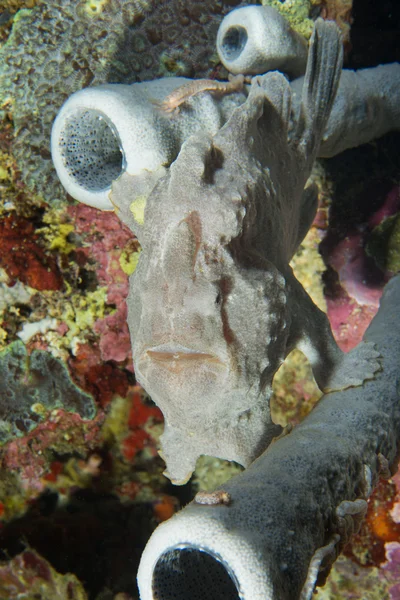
{"left": 0, "top": 341, "right": 96, "bottom": 444}
{"left": 261, "top": 0, "right": 316, "bottom": 38}
{"left": 38, "top": 208, "right": 76, "bottom": 254}
{"left": 60, "top": 287, "right": 108, "bottom": 345}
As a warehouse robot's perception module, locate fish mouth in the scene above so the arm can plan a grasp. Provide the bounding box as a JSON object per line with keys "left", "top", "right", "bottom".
{"left": 142, "top": 345, "right": 225, "bottom": 373}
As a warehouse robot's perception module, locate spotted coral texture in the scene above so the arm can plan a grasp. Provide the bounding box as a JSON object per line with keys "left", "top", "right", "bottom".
{"left": 0, "top": 0, "right": 241, "bottom": 202}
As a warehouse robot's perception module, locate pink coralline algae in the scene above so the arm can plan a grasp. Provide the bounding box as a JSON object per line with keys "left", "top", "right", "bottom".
{"left": 327, "top": 233, "right": 384, "bottom": 308}
{"left": 68, "top": 204, "right": 133, "bottom": 364}
{"left": 390, "top": 468, "right": 400, "bottom": 525}
{"left": 0, "top": 213, "right": 63, "bottom": 291}
{"left": 383, "top": 543, "right": 400, "bottom": 600}
{"left": 121, "top": 387, "right": 163, "bottom": 462}
{"left": 320, "top": 182, "right": 400, "bottom": 351}
{"left": 94, "top": 302, "right": 130, "bottom": 363}
{"left": 69, "top": 343, "right": 131, "bottom": 408}
{"left": 323, "top": 278, "right": 379, "bottom": 351}
{"left": 324, "top": 184, "right": 400, "bottom": 306}
{"left": 1, "top": 409, "right": 104, "bottom": 493}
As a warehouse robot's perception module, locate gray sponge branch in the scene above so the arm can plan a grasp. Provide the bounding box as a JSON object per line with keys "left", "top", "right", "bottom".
{"left": 137, "top": 274, "right": 400, "bottom": 600}
{"left": 291, "top": 63, "right": 400, "bottom": 158}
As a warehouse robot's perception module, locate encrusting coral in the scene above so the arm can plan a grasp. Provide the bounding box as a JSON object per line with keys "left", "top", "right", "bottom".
{"left": 262, "top": 0, "right": 317, "bottom": 39}
{"left": 0, "top": 0, "right": 38, "bottom": 13}
{"left": 0, "top": 340, "right": 96, "bottom": 443}
{"left": 0, "top": 549, "right": 88, "bottom": 600}
{"left": 0, "top": 213, "right": 64, "bottom": 290}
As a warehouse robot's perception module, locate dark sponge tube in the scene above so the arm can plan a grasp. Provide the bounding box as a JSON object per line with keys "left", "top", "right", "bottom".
{"left": 137, "top": 274, "right": 400, "bottom": 600}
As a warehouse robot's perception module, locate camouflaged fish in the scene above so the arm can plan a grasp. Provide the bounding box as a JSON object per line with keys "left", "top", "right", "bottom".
{"left": 112, "top": 20, "right": 380, "bottom": 484}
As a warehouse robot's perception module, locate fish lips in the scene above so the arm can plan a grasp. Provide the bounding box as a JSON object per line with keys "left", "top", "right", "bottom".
{"left": 135, "top": 344, "right": 230, "bottom": 408}
{"left": 145, "top": 346, "right": 225, "bottom": 374}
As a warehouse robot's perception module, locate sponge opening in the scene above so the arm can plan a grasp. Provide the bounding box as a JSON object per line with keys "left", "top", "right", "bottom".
{"left": 58, "top": 108, "right": 124, "bottom": 192}
{"left": 152, "top": 546, "right": 240, "bottom": 600}
{"left": 220, "top": 26, "right": 248, "bottom": 62}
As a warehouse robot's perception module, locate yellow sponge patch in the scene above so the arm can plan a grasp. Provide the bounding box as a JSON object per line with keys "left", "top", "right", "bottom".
{"left": 130, "top": 196, "right": 147, "bottom": 226}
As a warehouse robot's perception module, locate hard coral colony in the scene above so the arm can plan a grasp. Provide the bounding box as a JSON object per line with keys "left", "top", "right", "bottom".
{"left": 0, "top": 0, "right": 240, "bottom": 201}
{"left": 0, "top": 1, "right": 400, "bottom": 600}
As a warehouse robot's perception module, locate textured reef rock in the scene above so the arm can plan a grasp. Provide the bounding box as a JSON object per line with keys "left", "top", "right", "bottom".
{"left": 0, "top": 340, "right": 103, "bottom": 513}
{"left": 0, "top": 340, "right": 96, "bottom": 443}
{"left": 0, "top": 549, "right": 88, "bottom": 600}
{"left": 0, "top": 213, "right": 64, "bottom": 290}
{"left": 66, "top": 203, "right": 134, "bottom": 364}
{"left": 316, "top": 473, "right": 400, "bottom": 600}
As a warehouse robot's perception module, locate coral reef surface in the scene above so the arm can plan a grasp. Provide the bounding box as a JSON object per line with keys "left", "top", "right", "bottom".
{"left": 0, "top": 0, "right": 399, "bottom": 598}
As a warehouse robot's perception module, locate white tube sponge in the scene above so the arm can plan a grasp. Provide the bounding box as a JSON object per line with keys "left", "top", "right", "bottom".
{"left": 51, "top": 78, "right": 246, "bottom": 210}
{"left": 51, "top": 65, "right": 400, "bottom": 211}
{"left": 216, "top": 5, "right": 308, "bottom": 78}
{"left": 291, "top": 62, "right": 400, "bottom": 157}
{"left": 137, "top": 274, "right": 400, "bottom": 600}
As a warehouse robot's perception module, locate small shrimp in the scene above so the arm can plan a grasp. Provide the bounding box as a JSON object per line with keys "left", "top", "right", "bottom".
{"left": 194, "top": 490, "right": 232, "bottom": 506}
{"left": 157, "top": 74, "right": 245, "bottom": 114}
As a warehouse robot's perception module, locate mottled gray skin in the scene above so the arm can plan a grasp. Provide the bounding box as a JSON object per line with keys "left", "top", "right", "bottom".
{"left": 138, "top": 274, "right": 400, "bottom": 600}
{"left": 112, "top": 21, "right": 379, "bottom": 484}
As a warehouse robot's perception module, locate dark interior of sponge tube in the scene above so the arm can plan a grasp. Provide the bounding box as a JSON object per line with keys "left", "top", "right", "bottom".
{"left": 152, "top": 547, "right": 240, "bottom": 600}
{"left": 58, "top": 108, "right": 124, "bottom": 192}
{"left": 221, "top": 26, "right": 248, "bottom": 61}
